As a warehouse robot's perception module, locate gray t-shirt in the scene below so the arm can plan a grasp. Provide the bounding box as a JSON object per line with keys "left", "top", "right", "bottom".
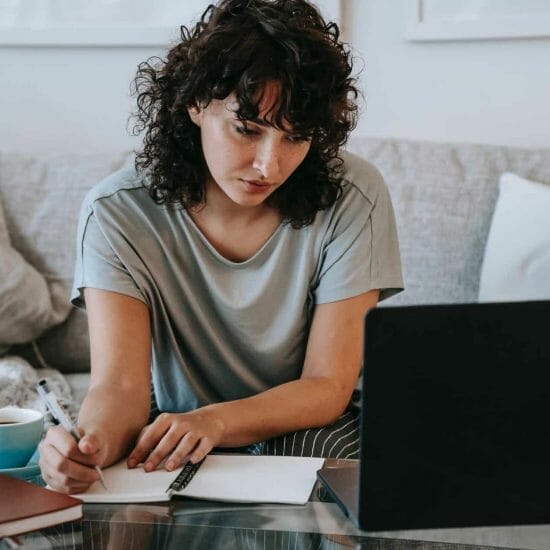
{"left": 72, "top": 151, "right": 403, "bottom": 412}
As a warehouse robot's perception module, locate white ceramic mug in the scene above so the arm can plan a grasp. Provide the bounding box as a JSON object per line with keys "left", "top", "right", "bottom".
{"left": 0, "top": 406, "right": 44, "bottom": 469}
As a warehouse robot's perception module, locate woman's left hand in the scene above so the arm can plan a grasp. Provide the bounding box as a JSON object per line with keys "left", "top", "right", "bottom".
{"left": 126, "top": 408, "right": 225, "bottom": 472}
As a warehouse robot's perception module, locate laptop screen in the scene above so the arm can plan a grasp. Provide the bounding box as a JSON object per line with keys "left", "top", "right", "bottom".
{"left": 360, "top": 301, "right": 550, "bottom": 531}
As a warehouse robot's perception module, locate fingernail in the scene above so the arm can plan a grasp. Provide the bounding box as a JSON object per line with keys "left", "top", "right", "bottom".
{"left": 166, "top": 461, "right": 175, "bottom": 471}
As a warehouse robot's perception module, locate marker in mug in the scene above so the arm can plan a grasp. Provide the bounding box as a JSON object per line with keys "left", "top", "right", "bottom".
{"left": 36, "top": 380, "right": 108, "bottom": 491}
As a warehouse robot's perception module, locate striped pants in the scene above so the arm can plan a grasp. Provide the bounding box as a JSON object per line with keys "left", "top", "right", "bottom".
{"left": 252, "top": 408, "right": 360, "bottom": 459}
{"left": 150, "top": 389, "right": 360, "bottom": 459}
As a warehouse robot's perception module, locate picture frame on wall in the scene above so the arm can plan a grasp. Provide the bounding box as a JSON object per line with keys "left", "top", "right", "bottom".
{"left": 405, "top": 0, "right": 550, "bottom": 42}
{"left": 0, "top": 0, "right": 341, "bottom": 47}
{"left": 0, "top": 0, "right": 207, "bottom": 46}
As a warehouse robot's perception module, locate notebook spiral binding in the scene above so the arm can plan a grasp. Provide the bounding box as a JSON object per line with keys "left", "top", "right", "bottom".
{"left": 166, "top": 459, "right": 204, "bottom": 493}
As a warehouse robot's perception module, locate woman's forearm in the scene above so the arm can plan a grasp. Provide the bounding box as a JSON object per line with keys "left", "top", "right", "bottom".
{"left": 204, "top": 376, "right": 350, "bottom": 448}
{"left": 78, "top": 383, "right": 151, "bottom": 466}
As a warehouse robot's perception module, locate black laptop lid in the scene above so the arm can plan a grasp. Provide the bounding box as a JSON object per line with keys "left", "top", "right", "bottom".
{"left": 359, "top": 301, "right": 550, "bottom": 531}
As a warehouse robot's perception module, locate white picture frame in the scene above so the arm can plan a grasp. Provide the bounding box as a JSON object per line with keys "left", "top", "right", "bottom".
{"left": 0, "top": 0, "right": 214, "bottom": 47}
{"left": 405, "top": 0, "right": 550, "bottom": 42}
{"left": 0, "top": 0, "right": 341, "bottom": 48}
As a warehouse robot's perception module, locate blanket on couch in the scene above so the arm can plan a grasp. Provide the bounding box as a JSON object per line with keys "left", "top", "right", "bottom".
{"left": 0, "top": 355, "right": 79, "bottom": 429}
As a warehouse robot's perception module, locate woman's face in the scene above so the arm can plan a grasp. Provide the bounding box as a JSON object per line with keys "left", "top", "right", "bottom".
{"left": 188, "top": 83, "right": 311, "bottom": 210}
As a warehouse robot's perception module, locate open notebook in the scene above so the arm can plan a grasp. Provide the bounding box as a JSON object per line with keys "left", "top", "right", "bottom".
{"left": 70, "top": 454, "right": 324, "bottom": 505}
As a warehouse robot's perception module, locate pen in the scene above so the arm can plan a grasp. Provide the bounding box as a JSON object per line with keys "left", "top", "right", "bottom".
{"left": 36, "top": 379, "right": 108, "bottom": 491}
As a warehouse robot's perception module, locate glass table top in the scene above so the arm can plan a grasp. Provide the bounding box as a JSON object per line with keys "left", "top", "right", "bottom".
{"left": 3, "top": 460, "right": 550, "bottom": 549}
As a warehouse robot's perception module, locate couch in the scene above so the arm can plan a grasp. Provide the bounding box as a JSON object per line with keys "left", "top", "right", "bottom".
{"left": 1, "top": 138, "right": 549, "bottom": 404}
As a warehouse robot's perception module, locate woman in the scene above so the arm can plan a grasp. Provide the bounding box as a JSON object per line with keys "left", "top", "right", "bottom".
{"left": 39, "top": 0, "right": 403, "bottom": 493}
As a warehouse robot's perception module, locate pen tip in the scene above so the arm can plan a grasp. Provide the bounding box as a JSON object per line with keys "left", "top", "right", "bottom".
{"left": 94, "top": 466, "right": 109, "bottom": 492}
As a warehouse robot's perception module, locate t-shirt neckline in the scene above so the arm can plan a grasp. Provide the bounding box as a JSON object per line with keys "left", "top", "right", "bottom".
{"left": 181, "top": 209, "right": 285, "bottom": 267}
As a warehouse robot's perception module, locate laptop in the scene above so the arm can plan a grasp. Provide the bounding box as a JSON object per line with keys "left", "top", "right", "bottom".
{"left": 317, "top": 300, "right": 550, "bottom": 531}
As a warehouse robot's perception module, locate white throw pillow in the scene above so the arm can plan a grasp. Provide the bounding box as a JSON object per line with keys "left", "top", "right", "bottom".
{"left": 0, "top": 196, "right": 58, "bottom": 347}
{"left": 479, "top": 172, "right": 550, "bottom": 302}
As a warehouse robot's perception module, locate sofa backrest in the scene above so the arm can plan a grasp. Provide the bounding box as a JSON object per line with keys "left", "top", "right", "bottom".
{"left": 0, "top": 151, "right": 130, "bottom": 372}
{"left": 1, "top": 139, "right": 549, "bottom": 373}
{"left": 347, "top": 137, "right": 550, "bottom": 307}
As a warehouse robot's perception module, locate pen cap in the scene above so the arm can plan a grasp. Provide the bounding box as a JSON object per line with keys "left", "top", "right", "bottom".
{"left": 35, "top": 379, "right": 74, "bottom": 433}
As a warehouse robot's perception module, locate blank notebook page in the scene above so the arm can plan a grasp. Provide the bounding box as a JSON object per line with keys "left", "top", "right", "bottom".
{"left": 73, "top": 454, "right": 324, "bottom": 505}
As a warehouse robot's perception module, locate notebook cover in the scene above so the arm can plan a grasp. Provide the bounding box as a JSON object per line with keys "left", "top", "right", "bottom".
{"left": 0, "top": 474, "right": 82, "bottom": 536}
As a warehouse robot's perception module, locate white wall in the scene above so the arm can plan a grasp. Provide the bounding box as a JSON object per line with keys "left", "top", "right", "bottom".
{"left": 347, "top": 1, "right": 550, "bottom": 148}
{"left": 1, "top": 0, "right": 549, "bottom": 155}
{"left": 0, "top": 47, "right": 158, "bottom": 155}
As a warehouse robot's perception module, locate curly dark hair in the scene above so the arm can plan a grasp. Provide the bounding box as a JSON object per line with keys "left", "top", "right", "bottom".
{"left": 130, "top": 0, "right": 358, "bottom": 228}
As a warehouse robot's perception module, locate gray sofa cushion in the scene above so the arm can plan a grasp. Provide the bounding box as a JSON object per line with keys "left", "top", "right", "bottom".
{"left": 347, "top": 137, "right": 550, "bottom": 306}
{"left": 0, "top": 195, "right": 60, "bottom": 347}
{"left": 0, "top": 151, "right": 130, "bottom": 372}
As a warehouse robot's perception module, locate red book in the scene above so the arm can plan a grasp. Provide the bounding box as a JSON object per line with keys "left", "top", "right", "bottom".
{"left": 0, "top": 474, "right": 82, "bottom": 538}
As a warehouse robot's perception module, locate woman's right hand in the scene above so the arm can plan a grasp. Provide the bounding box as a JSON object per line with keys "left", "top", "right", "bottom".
{"left": 38, "top": 425, "right": 106, "bottom": 494}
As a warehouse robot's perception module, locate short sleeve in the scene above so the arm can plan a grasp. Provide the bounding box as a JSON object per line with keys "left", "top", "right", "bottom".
{"left": 314, "top": 164, "right": 404, "bottom": 304}
{"left": 71, "top": 208, "right": 147, "bottom": 309}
